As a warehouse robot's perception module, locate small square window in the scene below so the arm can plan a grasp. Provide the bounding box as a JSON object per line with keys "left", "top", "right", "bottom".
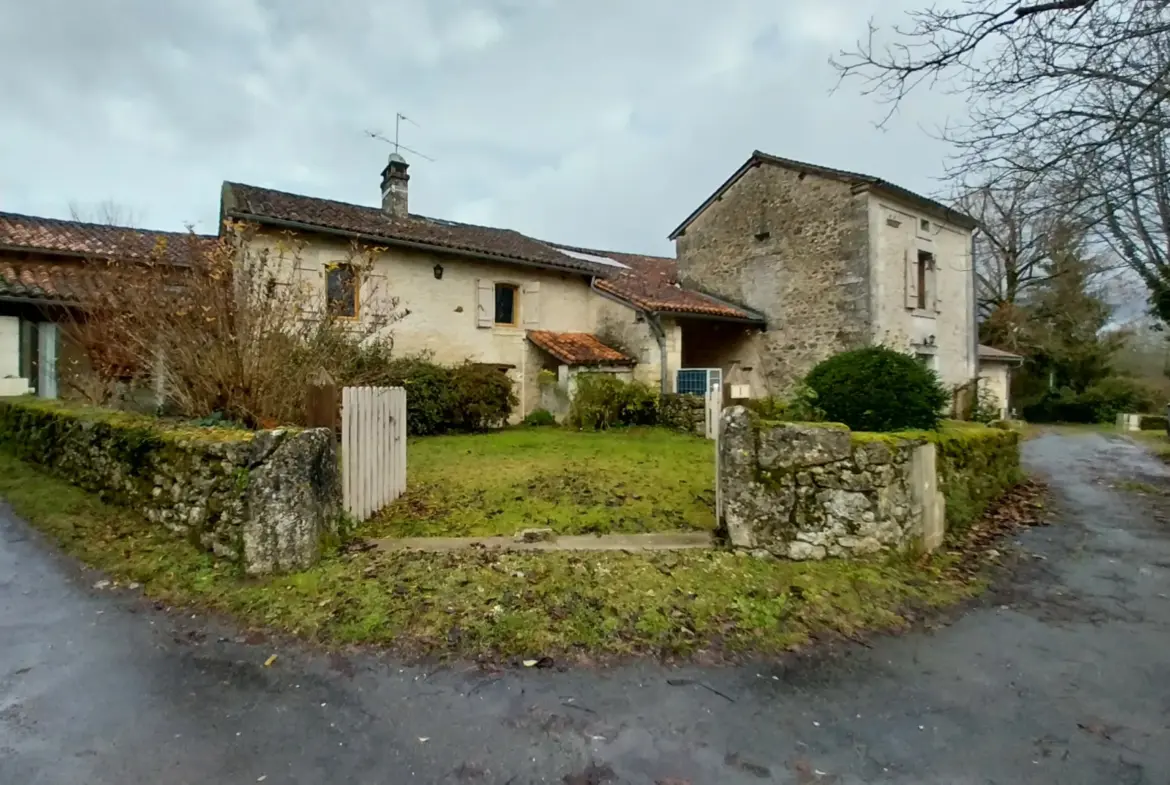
{"left": 494, "top": 283, "right": 517, "bottom": 325}
{"left": 326, "top": 264, "right": 358, "bottom": 318}
{"left": 920, "top": 218, "right": 930, "bottom": 232}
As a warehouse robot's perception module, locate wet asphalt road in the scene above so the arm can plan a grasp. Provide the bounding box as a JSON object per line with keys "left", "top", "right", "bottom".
{"left": 2, "top": 432, "right": 1170, "bottom": 784}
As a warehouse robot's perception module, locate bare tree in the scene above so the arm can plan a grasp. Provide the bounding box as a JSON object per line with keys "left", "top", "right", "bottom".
{"left": 58, "top": 223, "right": 407, "bottom": 426}
{"left": 834, "top": 0, "right": 1170, "bottom": 316}
{"left": 68, "top": 199, "right": 139, "bottom": 227}
{"left": 1099, "top": 124, "right": 1170, "bottom": 319}
{"left": 958, "top": 171, "right": 1062, "bottom": 319}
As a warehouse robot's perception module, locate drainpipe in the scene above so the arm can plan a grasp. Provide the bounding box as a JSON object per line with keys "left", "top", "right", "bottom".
{"left": 644, "top": 311, "right": 670, "bottom": 394}
{"left": 590, "top": 278, "right": 670, "bottom": 394}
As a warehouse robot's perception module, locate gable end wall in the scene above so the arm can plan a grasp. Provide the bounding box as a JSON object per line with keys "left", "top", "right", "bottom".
{"left": 675, "top": 164, "right": 871, "bottom": 394}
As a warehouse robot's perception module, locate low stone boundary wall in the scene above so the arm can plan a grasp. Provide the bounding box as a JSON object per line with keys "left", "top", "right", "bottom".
{"left": 718, "top": 408, "right": 1020, "bottom": 560}
{"left": 659, "top": 393, "right": 705, "bottom": 435}
{"left": 0, "top": 399, "right": 339, "bottom": 574}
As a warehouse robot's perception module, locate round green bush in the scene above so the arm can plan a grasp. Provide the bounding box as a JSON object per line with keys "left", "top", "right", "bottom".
{"left": 522, "top": 408, "right": 557, "bottom": 427}
{"left": 804, "top": 346, "right": 950, "bottom": 432}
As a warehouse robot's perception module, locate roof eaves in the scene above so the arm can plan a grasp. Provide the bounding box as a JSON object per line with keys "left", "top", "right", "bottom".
{"left": 668, "top": 151, "right": 978, "bottom": 238}
{"left": 667, "top": 154, "right": 762, "bottom": 240}
{"left": 222, "top": 205, "right": 608, "bottom": 278}
{"left": 862, "top": 181, "right": 978, "bottom": 231}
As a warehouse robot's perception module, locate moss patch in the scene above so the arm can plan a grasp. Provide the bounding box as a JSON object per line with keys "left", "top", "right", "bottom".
{"left": 0, "top": 449, "right": 982, "bottom": 661}
{"left": 0, "top": 396, "right": 255, "bottom": 444}
{"left": 366, "top": 427, "right": 717, "bottom": 537}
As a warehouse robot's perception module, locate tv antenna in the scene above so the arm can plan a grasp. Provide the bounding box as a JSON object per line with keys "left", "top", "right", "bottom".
{"left": 365, "top": 113, "right": 435, "bottom": 162}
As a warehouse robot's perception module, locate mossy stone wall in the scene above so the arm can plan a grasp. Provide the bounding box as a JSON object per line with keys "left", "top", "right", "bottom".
{"left": 719, "top": 407, "right": 1021, "bottom": 559}
{"left": 0, "top": 398, "right": 339, "bottom": 573}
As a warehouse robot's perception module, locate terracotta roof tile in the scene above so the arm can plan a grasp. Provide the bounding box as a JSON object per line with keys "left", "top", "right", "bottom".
{"left": 550, "top": 244, "right": 763, "bottom": 321}
{"left": 222, "top": 182, "right": 612, "bottom": 276}
{"left": 0, "top": 211, "right": 214, "bottom": 266}
{"left": 527, "top": 331, "right": 635, "bottom": 366}
{"left": 0, "top": 260, "right": 109, "bottom": 303}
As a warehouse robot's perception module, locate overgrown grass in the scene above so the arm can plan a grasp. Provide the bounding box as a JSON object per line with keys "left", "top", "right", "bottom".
{"left": 365, "top": 427, "right": 717, "bottom": 538}
{"left": 0, "top": 449, "right": 980, "bottom": 661}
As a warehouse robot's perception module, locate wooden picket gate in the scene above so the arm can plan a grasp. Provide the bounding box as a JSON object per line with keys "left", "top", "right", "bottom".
{"left": 341, "top": 386, "right": 407, "bottom": 521}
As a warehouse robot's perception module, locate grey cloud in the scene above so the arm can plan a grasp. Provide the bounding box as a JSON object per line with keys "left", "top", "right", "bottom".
{"left": 2, "top": 0, "right": 968, "bottom": 251}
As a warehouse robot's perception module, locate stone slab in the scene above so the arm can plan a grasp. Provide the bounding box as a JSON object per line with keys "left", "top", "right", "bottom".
{"left": 372, "top": 531, "right": 715, "bottom": 553}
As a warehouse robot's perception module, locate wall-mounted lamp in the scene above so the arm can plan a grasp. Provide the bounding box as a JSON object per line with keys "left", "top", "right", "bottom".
{"left": 433, "top": 263, "right": 444, "bottom": 280}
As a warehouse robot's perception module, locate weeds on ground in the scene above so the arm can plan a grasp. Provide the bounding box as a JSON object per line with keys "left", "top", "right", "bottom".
{"left": 367, "top": 427, "right": 716, "bottom": 538}
{"left": 0, "top": 449, "right": 987, "bottom": 661}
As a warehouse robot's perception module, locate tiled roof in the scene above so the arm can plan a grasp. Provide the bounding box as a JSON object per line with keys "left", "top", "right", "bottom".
{"left": 551, "top": 243, "right": 764, "bottom": 322}
{"left": 0, "top": 260, "right": 105, "bottom": 303}
{"left": 978, "top": 344, "right": 1024, "bottom": 363}
{"left": 0, "top": 211, "right": 213, "bottom": 266}
{"left": 221, "top": 182, "right": 613, "bottom": 276}
{"left": 669, "top": 150, "right": 977, "bottom": 239}
{"left": 527, "top": 330, "right": 635, "bottom": 366}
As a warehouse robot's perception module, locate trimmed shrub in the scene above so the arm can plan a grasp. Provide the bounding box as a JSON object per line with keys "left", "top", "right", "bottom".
{"left": 522, "top": 408, "right": 557, "bottom": 427}
{"left": 568, "top": 374, "right": 658, "bottom": 430}
{"left": 805, "top": 347, "right": 950, "bottom": 432}
{"left": 927, "top": 424, "right": 1023, "bottom": 532}
{"left": 1022, "top": 376, "right": 1161, "bottom": 424}
{"left": 448, "top": 363, "right": 517, "bottom": 432}
{"left": 1138, "top": 414, "right": 1168, "bottom": 431}
{"left": 371, "top": 356, "right": 516, "bottom": 435}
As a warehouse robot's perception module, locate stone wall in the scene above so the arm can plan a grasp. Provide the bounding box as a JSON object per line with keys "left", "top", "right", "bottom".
{"left": 675, "top": 163, "right": 871, "bottom": 395}
{"left": 867, "top": 194, "right": 977, "bottom": 388}
{"left": 0, "top": 399, "right": 339, "bottom": 574}
{"left": 719, "top": 408, "right": 934, "bottom": 559}
{"left": 719, "top": 408, "right": 1021, "bottom": 559}
{"left": 659, "top": 393, "right": 705, "bottom": 435}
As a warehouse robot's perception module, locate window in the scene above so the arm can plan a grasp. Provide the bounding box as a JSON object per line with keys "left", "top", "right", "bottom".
{"left": 916, "top": 250, "right": 934, "bottom": 310}
{"left": 919, "top": 218, "right": 931, "bottom": 232}
{"left": 326, "top": 264, "right": 358, "bottom": 318}
{"left": 494, "top": 283, "right": 517, "bottom": 325}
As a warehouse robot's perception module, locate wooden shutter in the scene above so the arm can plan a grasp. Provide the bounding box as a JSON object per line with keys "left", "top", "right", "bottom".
{"left": 904, "top": 249, "right": 919, "bottom": 309}
{"left": 476, "top": 279, "right": 493, "bottom": 328}
{"left": 926, "top": 257, "right": 939, "bottom": 312}
{"left": 522, "top": 282, "right": 541, "bottom": 328}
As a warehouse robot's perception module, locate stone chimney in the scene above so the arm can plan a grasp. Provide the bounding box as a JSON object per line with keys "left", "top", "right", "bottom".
{"left": 380, "top": 152, "right": 409, "bottom": 218}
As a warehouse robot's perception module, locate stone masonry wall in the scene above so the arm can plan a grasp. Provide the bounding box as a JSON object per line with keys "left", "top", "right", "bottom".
{"left": 0, "top": 400, "right": 339, "bottom": 574}
{"left": 675, "top": 163, "right": 871, "bottom": 395}
{"left": 659, "top": 393, "right": 705, "bottom": 435}
{"left": 718, "top": 407, "right": 939, "bottom": 559}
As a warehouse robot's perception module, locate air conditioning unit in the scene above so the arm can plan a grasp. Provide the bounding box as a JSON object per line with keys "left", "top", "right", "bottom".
{"left": 675, "top": 368, "right": 722, "bottom": 396}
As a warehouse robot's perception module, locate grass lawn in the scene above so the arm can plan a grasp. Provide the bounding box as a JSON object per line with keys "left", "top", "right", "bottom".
{"left": 0, "top": 449, "right": 984, "bottom": 661}
{"left": 363, "top": 427, "right": 717, "bottom": 538}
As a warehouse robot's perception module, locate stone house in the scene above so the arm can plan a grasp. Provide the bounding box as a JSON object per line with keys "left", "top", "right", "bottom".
{"left": 3, "top": 148, "right": 1014, "bottom": 419}
{"left": 669, "top": 151, "right": 981, "bottom": 396}
{"left": 219, "top": 154, "right": 764, "bottom": 418}
{"left": 0, "top": 212, "right": 212, "bottom": 399}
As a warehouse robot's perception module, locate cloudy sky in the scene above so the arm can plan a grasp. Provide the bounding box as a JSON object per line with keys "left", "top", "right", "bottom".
{"left": 1, "top": 0, "right": 963, "bottom": 256}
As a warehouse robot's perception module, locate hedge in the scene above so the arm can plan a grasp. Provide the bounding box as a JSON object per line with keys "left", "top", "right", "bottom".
{"left": 0, "top": 397, "right": 338, "bottom": 573}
